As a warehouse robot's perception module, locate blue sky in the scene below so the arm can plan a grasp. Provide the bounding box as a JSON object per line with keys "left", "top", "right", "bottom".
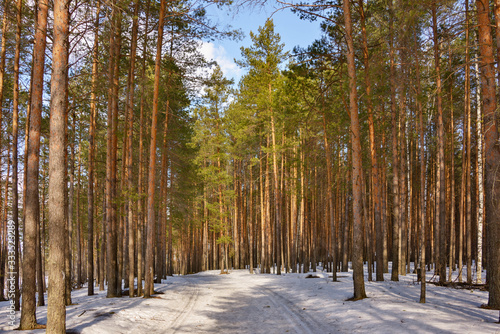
{"left": 201, "top": 2, "right": 323, "bottom": 83}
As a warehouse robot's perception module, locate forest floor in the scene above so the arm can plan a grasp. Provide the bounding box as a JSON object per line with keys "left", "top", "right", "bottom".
{"left": 1, "top": 264, "right": 499, "bottom": 333}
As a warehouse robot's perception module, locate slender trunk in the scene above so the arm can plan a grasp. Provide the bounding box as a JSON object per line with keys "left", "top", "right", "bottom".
{"left": 359, "top": 0, "right": 382, "bottom": 281}
{"left": 114, "top": 13, "right": 123, "bottom": 296}
{"left": 137, "top": 0, "right": 150, "bottom": 296}
{"left": 47, "top": 0, "right": 69, "bottom": 329}
{"left": 20, "top": 0, "right": 48, "bottom": 326}
{"left": 389, "top": 0, "right": 400, "bottom": 282}
{"left": 475, "top": 52, "right": 484, "bottom": 285}
{"left": 126, "top": 0, "right": 139, "bottom": 296}
{"left": 343, "top": 0, "right": 366, "bottom": 300}
{"left": 76, "top": 144, "right": 82, "bottom": 288}
{"left": 144, "top": 0, "right": 166, "bottom": 298}
{"left": 105, "top": 1, "right": 120, "bottom": 298}
{"left": 0, "top": 1, "right": 8, "bottom": 300}
{"left": 432, "top": 2, "right": 446, "bottom": 284}
{"left": 270, "top": 102, "right": 280, "bottom": 275}
{"left": 476, "top": 0, "right": 500, "bottom": 308}
{"left": 11, "top": 0, "right": 22, "bottom": 311}
{"left": 415, "top": 30, "right": 426, "bottom": 303}
{"left": 0, "top": 0, "right": 8, "bottom": 175}
{"left": 87, "top": 3, "right": 100, "bottom": 297}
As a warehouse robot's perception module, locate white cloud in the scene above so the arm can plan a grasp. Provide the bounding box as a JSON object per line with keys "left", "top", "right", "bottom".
{"left": 199, "top": 42, "right": 242, "bottom": 82}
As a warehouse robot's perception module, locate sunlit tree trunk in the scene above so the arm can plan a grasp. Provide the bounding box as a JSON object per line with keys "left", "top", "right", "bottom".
{"left": 125, "top": 0, "right": 139, "bottom": 296}
{"left": 432, "top": 2, "right": 446, "bottom": 284}
{"left": 145, "top": 0, "right": 166, "bottom": 298}
{"left": 20, "top": 0, "right": 48, "bottom": 326}
{"left": 343, "top": 0, "right": 366, "bottom": 300}
{"left": 415, "top": 31, "right": 426, "bottom": 303}
{"left": 476, "top": 0, "right": 500, "bottom": 308}
{"left": 389, "top": 0, "right": 400, "bottom": 282}
{"left": 47, "top": 0, "right": 69, "bottom": 329}
{"left": 11, "top": 0, "right": 22, "bottom": 311}
{"left": 87, "top": 2, "right": 100, "bottom": 297}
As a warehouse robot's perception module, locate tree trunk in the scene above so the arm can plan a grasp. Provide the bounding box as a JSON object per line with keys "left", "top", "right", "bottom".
{"left": 389, "top": 0, "right": 400, "bottom": 282}
{"left": 11, "top": 0, "right": 22, "bottom": 312}
{"left": 475, "top": 51, "right": 484, "bottom": 285}
{"left": 126, "top": 0, "right": 139, "bottom": 296}
{"left": 476, "top": 0, "right": 500, "bottom": 309}
{"left": 137, "top": 0, "right": 150, "bottom": 296}
{"left": 144, "top": 0, "right": 166, "bottom": 298}
{"left": 20, "top": 0, "right": 48, "bottom": 326}
{"left": 343, "top": 0, "right": 366, "bottom": 300}
{"left": 415, "top": 31, "right": 426, "bottom": 303}
{"left": 359, "top": 0, "right": 382, "bottom": 282}
{"left": 432, "top": 2, "right": 446, "bottom": 284}
{"left": 87, "top": 3, "right": 100, "bottom": 297}
{"left": 47, "top": 0, "right": 69, "bottom": 329}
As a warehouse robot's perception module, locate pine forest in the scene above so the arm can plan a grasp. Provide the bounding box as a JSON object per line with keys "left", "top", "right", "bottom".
{"left": 0, "top": 0, "right": 499, "bottom": 333}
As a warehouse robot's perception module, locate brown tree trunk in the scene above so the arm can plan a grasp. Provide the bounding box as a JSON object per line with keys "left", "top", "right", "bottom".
{"left": 0, "top": 2, "right": 8, "bottom": 299}
{"left": 126, "top": 0, "right": 139, "bottom": 296}
{"left": 389, "top": 0, "right": 400, "bottom": 282}
{"left": 137, "top": 0, "right": 150, "bottom": 295}
{"left": 76, "top": 143, "right": 82, "bottom": 288}
{"left": 476, "top": 0, "right": 500, "bottom": 309}
{"left": 87, "top": 3, "right": 100, "bottom": 297}
{"left": 19, "top": 0, "right": 48, "bottom": 326}
{"left": 343, "top": 0, "right": 366, "bottom": 300}
{"left": 414, "top": 30, "right": 426, "bottom": 303}
{"left": 11, "top": 0, "right": 22, "bottom": 312}
{"left": 105, "top": 1, "right": 120, "bottom": 298}
{"left": 144, "top": 0, "right": 166, "bottom": 298}
{"left": 432, "top": 2, "right": 446, "bottom": 284}
{"left": 47, "top": 0, "right": 69, "bottom": 329}
{"left": 359, "top": 0, "right": 383, "bottom": 282}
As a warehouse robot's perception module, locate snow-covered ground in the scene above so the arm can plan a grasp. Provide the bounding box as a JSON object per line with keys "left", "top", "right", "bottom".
{"left": 0, "top": 264, "right": 498, "bottom": 333}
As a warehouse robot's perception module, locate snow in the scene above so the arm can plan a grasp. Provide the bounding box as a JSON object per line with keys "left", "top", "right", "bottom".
{"left": 0, "top": 264, "right": 498, "bottom": 333}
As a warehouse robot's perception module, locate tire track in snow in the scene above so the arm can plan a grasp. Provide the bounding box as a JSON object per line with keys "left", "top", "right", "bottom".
{"left": 261, "top": 286, "right": 332, "bottom": 334}
{"left": 169, "top": 278, "right": 200, "bottom": 333}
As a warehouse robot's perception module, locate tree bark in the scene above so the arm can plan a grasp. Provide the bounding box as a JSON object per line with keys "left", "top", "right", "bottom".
{"left": 87, "top": 2, "right": 100, "bottom": 297}
{"left": 432, "top": 2, "right": 446, "bottom": 284}
{"left": 126, "top": 0, "right": 139, "bottom": 296}
{"left": 343, "top": 0, "right": 366, "bottom": 300}
{"left": 47, "top": 0, "right": 69, "bottom": 329}
{"left": 11, "top": 0, "right": 22, "bottom": 312}
{"left": 20, "top": 0, "right": 48, "bottom": 326}
{"left": 359, "top": 0, "right": 383, "bottom": 282}
{"left": 476, "top": 0, "right": 500, "bottom": 309}
{"left": 144, "top": 0, "right": 166, "bottom": 298}
{"left": 389, "top": 0, "right": 400, "bottom": 282}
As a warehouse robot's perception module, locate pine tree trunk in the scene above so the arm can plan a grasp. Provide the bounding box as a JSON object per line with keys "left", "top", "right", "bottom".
{"left": 47, "top": 0, "right": 69, "bottom": 329}
{"left": 76, "top": 144, "right": 82, "bottom": 288}
{"left": 0, "top": 0, "right": 8, "bottom": 300}
{"left": 415, "top": 30, "right": 426, "bottom": 303}
{"left": 20, "top": 0, "right": 48, "bottom": 326}
{"left": 476, "top": 0, "right": 500, "bottom": 308}
{"left": 137, "top": 0, "right": 150, "bottom": 295}
{"left": 359, "top": 0, "right": 383, "bottom": 282}
{"left": 87, "top": 3, "right": 100, "bottom": 297}
{"left": 343, "top": 0, "right": 366, "bottom": 300}
{"left": 125, "top": 0, "right": 139, "bottom": 296}
{"left": 432, "top": 2, "right": 446, "bottom": 284}
{"left": 11, "top": 0, "right": 22, "bottom": 311}
{"left": 389, "top": 0, "right": 400, "bottom": 282}
{"left": 144, "top": 0, "right": 166, "bottom": 298}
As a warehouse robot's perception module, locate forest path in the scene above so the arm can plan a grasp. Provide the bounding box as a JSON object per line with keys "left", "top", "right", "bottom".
{"left": 1, "top": 267, "right": 498, "bottom": 333}
{"left": 157, "top": 270, "right": 333, "bottom": 334}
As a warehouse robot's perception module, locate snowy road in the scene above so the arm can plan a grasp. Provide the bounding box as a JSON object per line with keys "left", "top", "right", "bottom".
{"left": 1, "top": 267, "right": 499, "bottom": 333}
{"left": 153, "top": 271, "right": 332, "bottom": 333}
